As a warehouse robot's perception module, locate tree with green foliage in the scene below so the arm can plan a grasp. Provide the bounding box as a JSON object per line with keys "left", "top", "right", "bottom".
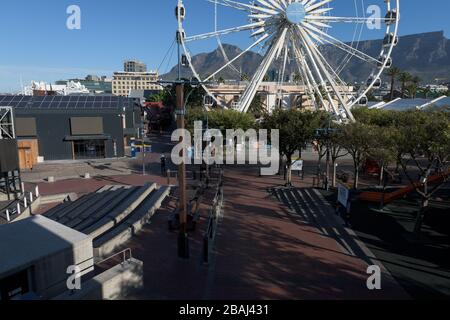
{"left": 185, "top": 108, "right": 256, "bottom": 136}
{"left": 263, "top": 109, "right": 320, "bottom": 186}
{"left": 407, "top": 83, "right": 418, "bottom": 99}
{"left": 394, "top": 110, "right": 450, "bottom": 235}
{"left": 398, "top": 72, "right": 413, "bottom": 98}
{"left": 337, "top": 122, "right": 376, "bottom": 189}
{"left": 386, "top": 67, "right": 401, "bottom": 101}
{"left": 247, "top": 94, "right": 266, "bottom": 119}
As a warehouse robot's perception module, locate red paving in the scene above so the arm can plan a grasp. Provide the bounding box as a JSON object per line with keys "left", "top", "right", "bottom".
{"left": 28, "top": 167, "right": 409, "bottom": 299}
{"left": 209, "top": 167, "right": 409, "bottom": 299}
{"left": 124, "top": 167, "right": 409, "bottom": 300}
{"left": 26, "top": 173, "right": 168, "bottom": 197}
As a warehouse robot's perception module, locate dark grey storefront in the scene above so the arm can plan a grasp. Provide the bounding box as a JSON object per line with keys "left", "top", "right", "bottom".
{"left": 0, "top": 95, "right": 141, "bottom": 161}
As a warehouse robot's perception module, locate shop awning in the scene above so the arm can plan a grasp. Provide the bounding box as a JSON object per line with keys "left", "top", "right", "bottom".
{"left": 64, "top": 135, "right": 111, "bottom": 141}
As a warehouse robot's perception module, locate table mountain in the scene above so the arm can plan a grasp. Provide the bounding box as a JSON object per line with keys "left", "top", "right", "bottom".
{"left": 162, "top": 31, "right": 450, "bottom": 84}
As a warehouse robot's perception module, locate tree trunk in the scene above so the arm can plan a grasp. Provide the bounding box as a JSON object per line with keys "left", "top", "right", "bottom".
{"left": 354, "top": 164, "right": 359, "bottom": 190}
{"left": 379, "top": 163, "right": 384, "bottom": 186}
{"left": 332, "top": 159, "right": 337, "bottom": 188}
{"left": 380, "top": 168, "right": 388, "bottom": 209}
{"left": 390, "top": 77, "right": 395, "bottom": 100}
{"left": 414, "top": 197, "right": 428, "bottom": 235}
{"left": 414, "top": 183, "right": 429, "bottom": 235}
{"left": 317, "top": 153, "right": 324, "bottom": 176}
{"left": 286, "top": 156, "right": 292, "bottom": 186}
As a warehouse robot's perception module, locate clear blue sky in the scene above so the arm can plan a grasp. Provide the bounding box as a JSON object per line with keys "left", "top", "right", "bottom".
{"left": 0, "top": 0, "right": 448, "bottom": 92}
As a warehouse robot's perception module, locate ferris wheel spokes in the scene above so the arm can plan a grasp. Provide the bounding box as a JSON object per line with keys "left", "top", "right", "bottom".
{"left": 291, "top": 36, "right": 325, "bottom": 112}
{"left": 299, "top": 27, "right": 355, "bottom": 121}
{"left": 185, "top": 21, "right": 266, "bottom": 42}
{"left": 239, "top": 28, "right": 288, "bottom": 113}
{"left": 301, "top": 23, "right": 383, "bottom": 65}
{"left": 204, "top": 33, "right": 271, "bottom": 82}
{"left": 178, "top": 0, "right": 400, "bottom": 122}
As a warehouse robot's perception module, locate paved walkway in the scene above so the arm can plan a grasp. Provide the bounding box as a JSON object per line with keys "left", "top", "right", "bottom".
{"left": 205, "top": 166, "right": 408, "bottom": 299}
{"left": 123, "top": 166, "right": 408, "bottom": 300}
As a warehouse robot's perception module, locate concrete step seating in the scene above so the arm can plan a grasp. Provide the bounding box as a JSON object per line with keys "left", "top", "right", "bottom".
{"left": 43, "top": 183, "right": 170, "bottom": 258}
{"left": 93, "top": 186, "right": 171, "bottom": 257}
{"left": 44, "top": 192, "right": 99, "bottom": 220}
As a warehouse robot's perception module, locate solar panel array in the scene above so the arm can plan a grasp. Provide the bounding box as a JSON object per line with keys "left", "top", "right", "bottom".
{"left": 431, "top": 96, "right": 450, "bottom": 109}
{"left": 0, "top": 95, "right": 134, "bottom": 110}
{"left": 383, "top": 98, "right": 433, "bottom": 111}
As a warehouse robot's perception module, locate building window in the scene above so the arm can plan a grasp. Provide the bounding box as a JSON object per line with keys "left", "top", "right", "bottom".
{"left": 73, "top": 140, "right": 106, "bottom": 160}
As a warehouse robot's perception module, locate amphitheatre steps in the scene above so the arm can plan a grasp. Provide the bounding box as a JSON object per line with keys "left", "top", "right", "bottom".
{"left": 43, "top": 183, "right": 170, "bottom": 258}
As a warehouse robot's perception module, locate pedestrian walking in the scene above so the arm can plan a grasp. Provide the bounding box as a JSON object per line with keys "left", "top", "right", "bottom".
{"left": 160, "top": 154, "right": 166, "bottom": 176}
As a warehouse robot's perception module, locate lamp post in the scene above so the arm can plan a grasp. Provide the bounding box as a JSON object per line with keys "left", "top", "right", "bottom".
{"left": 176, "top": 83, "right": 189, "bottom": 259}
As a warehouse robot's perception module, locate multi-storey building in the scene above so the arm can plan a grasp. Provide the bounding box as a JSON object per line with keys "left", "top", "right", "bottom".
{"left": 124, "top": 60, "right": 147, "bottom": 73}
{"left": 112, "top": 71, "right": 161, "bottom": 97}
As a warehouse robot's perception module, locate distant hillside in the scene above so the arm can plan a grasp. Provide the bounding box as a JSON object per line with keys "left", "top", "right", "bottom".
{"left": 162, "top": 31, "right": 450, "bottom": 84}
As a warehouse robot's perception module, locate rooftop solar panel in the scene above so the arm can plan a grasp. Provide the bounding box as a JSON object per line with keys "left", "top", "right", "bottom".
{"left": 384, "top": 98, "right": 432, "bottom": 111}
{"left": 432, "top": 97, "right": 450, "bottom": 108}
{"left": 1, "top": 94, "right": 136, "bottom": 111}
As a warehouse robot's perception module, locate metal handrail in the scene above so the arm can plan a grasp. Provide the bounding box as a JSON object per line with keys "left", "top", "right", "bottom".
{"left": 95, "top": 248, "right": 133, "bottom": 268}
{"left": 203, "top": 170, "right": 224, "bottom": 263}
{"left": 0, "top": 187, "right": 40, "bottom": 222}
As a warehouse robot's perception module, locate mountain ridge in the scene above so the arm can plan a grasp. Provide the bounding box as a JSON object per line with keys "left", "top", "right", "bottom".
{"left": 162, "top": 31, "right": 450, "bottom": 84}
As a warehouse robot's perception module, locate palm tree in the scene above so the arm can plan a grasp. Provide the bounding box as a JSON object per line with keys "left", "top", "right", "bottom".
{"left": 412, "top": 76, "right": 421, "bottom": 86}
{"left": 407, "top": 83, "right": 418, "bottom": 99}
{"left": 411, "top": 76, "right": 421, "bottom": 98}
{"left": 423, "top": 87, "right": 432, "bottom": 99}
{"left": 398, "top": 72, "right": 413, "bottom": 98}
{"left": 386, "top": 67, "right": 401, "bottom": 101}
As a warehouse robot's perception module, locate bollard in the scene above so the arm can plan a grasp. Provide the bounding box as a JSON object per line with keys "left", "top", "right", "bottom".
{"left": 24, "top": 197, "right": 28, "bottom": 208}
{"left": 29, "top": 192, "right": 33, "bottom": 203}
{"left": 6, "top": 209, "right": 10, "bottom": 222}
{"left": 35, "top": 186, "right": 40, "bottom": 198}
{"left": 17, "top": 203, "right": 21, "bottom": 215}
{"left": 21, "top": 182, "right": 25, "bottom": 193}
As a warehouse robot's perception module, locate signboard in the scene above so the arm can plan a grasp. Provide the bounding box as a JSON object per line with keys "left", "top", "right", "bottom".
{"left": 337, "top": 184, "right": 350, "bottom": 208}
{"left": 291, "top": 159, "right": 304, "bottom": 171}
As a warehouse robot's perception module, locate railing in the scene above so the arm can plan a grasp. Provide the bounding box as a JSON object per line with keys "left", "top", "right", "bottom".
{"left": 95, "top": 248, "right": 133, "bottom": 269}
{"left": 0, "top": 186, "right": 40, "bottom": 223}
{"left": 166, "top": 169, "right": 200, "bottom": 186}
{"left": 203, "top": 170, "right": 224, "bottom": 264}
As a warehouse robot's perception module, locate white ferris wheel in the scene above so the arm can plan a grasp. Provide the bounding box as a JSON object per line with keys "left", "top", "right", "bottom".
{"left": 175, "top": 0, "right": 400, "bottom": 122}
